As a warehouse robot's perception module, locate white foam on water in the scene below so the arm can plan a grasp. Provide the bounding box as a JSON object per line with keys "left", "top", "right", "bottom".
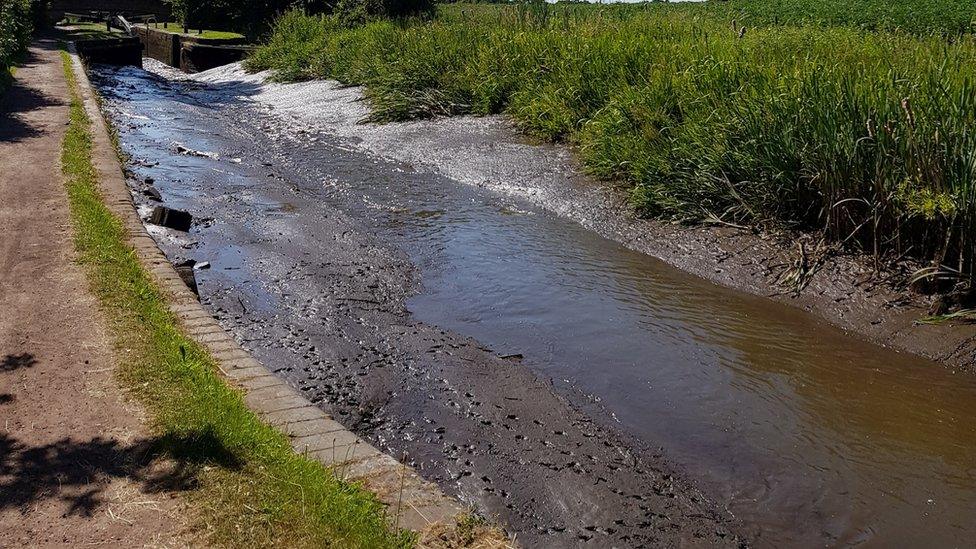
{"left": 180, "top": 62, "right": 593, "bottom": 216}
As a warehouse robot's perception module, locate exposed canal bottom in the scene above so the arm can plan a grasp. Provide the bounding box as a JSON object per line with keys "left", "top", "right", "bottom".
{"left": 91, "top": 61, "right": 976, "bottom": 547}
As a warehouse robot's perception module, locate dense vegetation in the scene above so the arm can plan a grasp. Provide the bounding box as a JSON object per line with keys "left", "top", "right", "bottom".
{"left": 169, "top": 0, "right": 432, "bottom": 39}
{"left": 714, "top": 0, "right": 976, "bottom": 35}
{"left": 59, "top": 49, "right": 412, "bottom": 548}
{"left": 168, "top": 0, "right": 299, "bottom": 39}
{"left": 249, "top": 1, "right": 976, "bottom": 288}
{"left": 0, "top": 0, "right": 35, "bottom": 79}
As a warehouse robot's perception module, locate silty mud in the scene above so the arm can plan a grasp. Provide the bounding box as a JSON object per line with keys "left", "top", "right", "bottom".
{"left": 89, "top": 61, "right": 976, "bottom": 547}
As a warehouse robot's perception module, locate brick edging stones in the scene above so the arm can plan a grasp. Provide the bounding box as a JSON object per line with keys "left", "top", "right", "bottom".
{"left": 66, "top": 46, "right": 465, "bottom": 533}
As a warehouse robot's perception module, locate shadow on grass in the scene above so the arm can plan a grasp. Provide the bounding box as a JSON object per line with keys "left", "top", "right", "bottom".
{"left": 0, "top": 427, "right": 243, "bottom": 516}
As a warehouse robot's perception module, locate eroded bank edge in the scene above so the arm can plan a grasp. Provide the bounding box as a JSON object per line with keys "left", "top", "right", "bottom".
{"left": 64, "top": 44, "right": 471, "bottom": 537}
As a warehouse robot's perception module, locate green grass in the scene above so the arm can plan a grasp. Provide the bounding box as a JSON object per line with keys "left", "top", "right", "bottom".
{"left": 61, "top": 20, "right": 245, "bottom": 41}
{"left": 919, "top": 308, "right": 976, "bottom": 324}
{"left": 134, "top": 23, "right": 245, "bottom": 40}
{"left": 59, "top": 48, "right": 412, "bottom": 549}
{"left": 248, "top": 2, "right": 976, "bottom": 287}
{"left": 710, "top": 0, "right": 976, "bottom": 35}
{"left": 194, "top": 29, "right": 246, "bottom": 40}
{"left": 56, "top": 21, "right": 125, "bottom": 40}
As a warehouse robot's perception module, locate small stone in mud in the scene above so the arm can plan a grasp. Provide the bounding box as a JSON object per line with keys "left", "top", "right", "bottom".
{"left": 193, "top": 261, "right": 211, "bottom": 270}
{"left": 142, "top": 185, "right": 163, "bottom": 201}
{"left": 149, "top": 206, "right": 193, "bottom": 232}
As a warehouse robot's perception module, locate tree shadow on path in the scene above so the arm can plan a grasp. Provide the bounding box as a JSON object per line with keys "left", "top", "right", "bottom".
{"left": 0, "top": 42, "right": 66, "bottom": 144}
{"left": 1, "top": 353, "right": 37, "bottom": 372}
{"left": 0, "top": 428, "right": 243, "bottom": 517}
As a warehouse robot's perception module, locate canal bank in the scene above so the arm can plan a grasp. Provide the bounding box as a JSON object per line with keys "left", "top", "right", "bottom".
{"left": 91, "top": 61, "right": 747, "bottom": 547}
{"left": 0, "top": 37, "right": 503, "bottom": 546}
{"left": 88, "top": 58, "right": 976, "bottom": 548}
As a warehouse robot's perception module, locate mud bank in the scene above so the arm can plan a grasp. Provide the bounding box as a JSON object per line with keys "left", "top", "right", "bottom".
{"left": 89, "top": 60, "right": 976, "bottom": 548}
{"left": 194, "top": 63, "right": 976, "bottom": 371}
{"left": 91, "top": 63, "right": 744, "bottom": 547}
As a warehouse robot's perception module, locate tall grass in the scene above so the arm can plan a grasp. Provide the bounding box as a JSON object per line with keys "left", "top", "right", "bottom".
{"left": 249, "top": 3, "right": 976, "bottom": 287}
{"left": 713, "top": 0, "right": 976, "bottom": 35}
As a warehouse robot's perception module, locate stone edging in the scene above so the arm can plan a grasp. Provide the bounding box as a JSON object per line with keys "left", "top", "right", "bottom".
{"left": 66, "top": 47, "right": 464, "bottom": 532}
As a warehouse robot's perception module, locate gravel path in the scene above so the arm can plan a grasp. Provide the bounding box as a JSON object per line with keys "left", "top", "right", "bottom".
{"left": 0, "top": 40, "right": 184, "bottom": 547}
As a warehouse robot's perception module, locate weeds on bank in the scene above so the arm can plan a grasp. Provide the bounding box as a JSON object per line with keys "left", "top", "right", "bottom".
{"left": 249, "top": 2, "right": 976, "bottom": 290}
{"left": 919, "top": 309, "right": 976, "bottom": 325}
{"left": 59, "top": 48, "right": 412, "bottom": 549}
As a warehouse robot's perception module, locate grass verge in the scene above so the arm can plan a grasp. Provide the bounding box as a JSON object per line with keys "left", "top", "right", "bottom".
{"left": 193, "top": 29, "right": 246, "bottom": 40}
{"left": 54, "top": 22, "right": 125, "bottom": 41}
{"left": 59, "top": 47, "right": 412, "bottom": 549}
{"left": 131, "top": 23, "right": 245, "bottom": 40}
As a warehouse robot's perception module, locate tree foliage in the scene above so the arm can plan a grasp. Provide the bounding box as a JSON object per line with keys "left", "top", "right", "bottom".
{"left": 167, "top": 0, "right": 433, "bottom": 37}
{"left": 0, "top": 0, "right": 36, "bottom": 74}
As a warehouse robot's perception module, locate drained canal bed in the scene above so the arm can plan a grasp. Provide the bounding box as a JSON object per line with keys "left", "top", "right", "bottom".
{"left": 90, "top": 61, "right": 976, "bottom": 547}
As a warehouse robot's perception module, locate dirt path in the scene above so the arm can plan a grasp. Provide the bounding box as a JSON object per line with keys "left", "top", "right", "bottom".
{"left": 0, "top": 40, "right": 184, "bottom": 547}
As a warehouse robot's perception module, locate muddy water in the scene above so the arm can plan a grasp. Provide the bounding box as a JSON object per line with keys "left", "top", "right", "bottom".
{"left": 90, "top": 63, "right": 976, "bottom": 547}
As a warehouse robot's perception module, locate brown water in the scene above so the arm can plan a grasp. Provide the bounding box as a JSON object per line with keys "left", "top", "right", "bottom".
{"left": 408, "top": 221, "right": 976, "bottom": 545}
{"left": 400, "top": 192, "right": 976, "bottom": 546}
{"left": 91, "top": 62, "right": 976, "bottom": 547}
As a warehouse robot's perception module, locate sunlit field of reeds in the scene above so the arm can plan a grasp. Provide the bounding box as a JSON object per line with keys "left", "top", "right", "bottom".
{"left": 248, "top": 1, "right": 976, "bottom": 287}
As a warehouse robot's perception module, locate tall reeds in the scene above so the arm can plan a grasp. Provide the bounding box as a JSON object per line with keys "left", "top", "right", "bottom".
{"left": 248, "top": 3, "right": 976, "bottom": 285}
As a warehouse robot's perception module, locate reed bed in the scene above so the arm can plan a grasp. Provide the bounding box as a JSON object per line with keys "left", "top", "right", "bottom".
{"left": 249, "top": 2, "right": 976, "bottom": 287}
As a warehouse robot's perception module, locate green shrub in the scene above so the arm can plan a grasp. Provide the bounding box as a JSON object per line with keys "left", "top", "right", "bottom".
{"left": 167, "top": 0, "right": 431, "bottom": 40}
{"left": 1, "top": 0, "right": 34, "bottom": 75}
{"left": 169, "top": 0, "right": 312, "bottom": 39}
{"left": 333, "top": 0, "right": 434, "bottom": 25}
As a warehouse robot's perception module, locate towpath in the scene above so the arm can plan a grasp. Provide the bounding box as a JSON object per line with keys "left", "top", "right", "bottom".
{"left": 0, "top": 40, "right": 183, "bottom": 546}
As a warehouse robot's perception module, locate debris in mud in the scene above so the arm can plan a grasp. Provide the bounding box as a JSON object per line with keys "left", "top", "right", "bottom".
{"left": 142, "top": 185, "right": 163, "bottom": 201}
{"left": 173, "top": 259, "right": 199, "bottom": 295}
{"left": 195, "top": 216, "right": 216, "bottom": 228}
{"left": 149, "top": 206, "right": 193, "bottom": 232}
{"left": 174, "top": 142, "right": 220, "bottom": 159}
{"left": 194, "top": 261, "right": 211, "bottom": 270}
